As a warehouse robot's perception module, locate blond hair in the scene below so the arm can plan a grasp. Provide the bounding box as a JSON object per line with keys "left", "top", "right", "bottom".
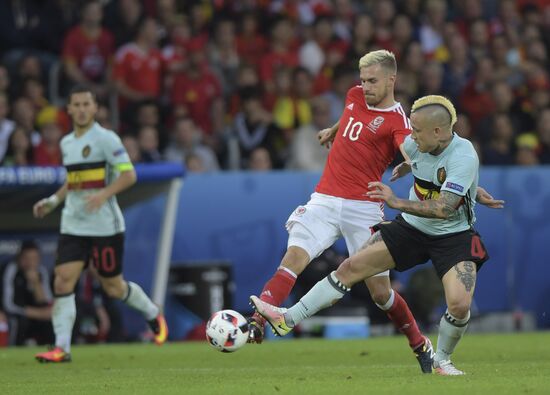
{"left": 411, "top": 95, "right": 457, "bottom": 127}
{"left": 358, "top": 50, "right": 397, "bottom": 73}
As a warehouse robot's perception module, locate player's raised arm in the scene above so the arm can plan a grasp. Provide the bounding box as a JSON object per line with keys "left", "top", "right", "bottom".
{"left": 33, "top": 181, "right": 68, "bottom": 218}
{"left": 317, "top": 119, "right": 340, "bottom": 148}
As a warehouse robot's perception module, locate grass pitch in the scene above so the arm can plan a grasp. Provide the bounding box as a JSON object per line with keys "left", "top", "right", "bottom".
{"left": 2, "top": 332, "right": 549, "bottom": 395}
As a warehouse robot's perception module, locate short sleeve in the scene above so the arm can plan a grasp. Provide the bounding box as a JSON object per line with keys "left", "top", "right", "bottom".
{"left": 102, "top": 131, "right": 133, "bottom": 171}
{"left": 440, "top": 154, "right": 478, "bottom": 196}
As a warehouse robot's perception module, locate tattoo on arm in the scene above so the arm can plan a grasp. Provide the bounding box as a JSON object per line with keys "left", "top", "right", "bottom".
{"left": 454, "top": 261, "right": 476, "bottom": 292}
{"left": 360, "top": 231, "right": 384, "bottom": 251}
{"left": 392, "top": 191, "right": 462, "bottom": 219}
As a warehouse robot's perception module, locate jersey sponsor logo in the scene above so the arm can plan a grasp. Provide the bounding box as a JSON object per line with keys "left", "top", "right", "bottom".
{"left": 294, "top": 206, "right": 306, "bottom": 216}
{"left": 437, "top": 167, "right": 446, "bottom": 184}
{"left": 82, "top": 145, "right": 91, "bottom": 158}
{"left": 366, "top": 116, "right": 384, "bottom": 134}
{"left": 346, "top": 103, "right": 354, "bottom": 111}
{"left": 445, "top": 182, "right": 464, "bottom": 193}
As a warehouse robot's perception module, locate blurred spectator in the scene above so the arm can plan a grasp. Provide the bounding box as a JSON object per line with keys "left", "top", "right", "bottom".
{"left": 104, "top": 0, "right": 144, "bottom": 47}
{"left": 1, "top": 126, "right": 33, "bottom": 166}
{"left": 346, "top": 14, "right": 375, "bottom": 69}
{"left": 0, "top": 240, "right": 53, "bottom": 346}
{"left": 418, "top": 60, "right": 444, "bottom": 96}
{"left": 171, "top": 35, "right": 222, "bottom": 136}
{"left": 454, "top": 113, "right": 473, "bottom": 140}
{"left": 163, "top": 116, "right": 219, "bottom": 172}
{"left": 322, "top": 65, "right": 356, "bottom": 124}
{"left": 137, "top": 125, "right": 162, "bottom": 163}
{"left": 273, "top": 67, "right": 314, "bottom": 133}
{"left": 236, "top": 12, "right": 268, "bottom": 67}
{"left": 113, "top": 17, "right": 163, "bottom": 108}
{"left": 228, "top": 87, "right": 283, "bottom": 169}
{"left": 482, "top": 114, "right": 516, "bottom": 165}
{"left": 258, "top": 16, "right": 299, "bottom": 94}
{"left": 185, "top": 152, "right": 206, "bottom": 173}
{"left": 441, "top": 35, "right": 472, "bottom": 102}
{"left": 515, "top": 134, "right": 540, "bottom": 166}
{"left": 287, "top": 96, "right": 331, "bottom": 171}
{"left": 0, "top": 0, "right": 67, "bottom": 54}
{"left": 418, "top": 0, "right": 447, "bottom": 56}
{"left": 11, "top": 97, "right": 40, "bottom": 146}
{"left": 208, "top": 18, "right": 240, "bottom": 97}
{"left": 62, "top": 0, "right": 115, "bottom": 100}
{"left": 248, "top": 146, "right": 273, "bottom": 171}
{"left": 459, "top": 57, "right": 496, "bottom": 129}
{"left": 468, "top": 18, "right": 491, "bottom": 62}
{"left": 396, "top": 41, "right": 424, "bottom": 98}
{"left": 121, "top": 134, "right": 141, "bottom": 163}
{"left": 0, "top": 92, "right": 16, "bottom": 163}
{"left": 20, "top": 77, "right": 49, "bottom": 112}
{"left": 33, "top": 106, "right": 63, "bottom": 166}
{"left": 96, "top": 103, "right": 114, "bottom": 130}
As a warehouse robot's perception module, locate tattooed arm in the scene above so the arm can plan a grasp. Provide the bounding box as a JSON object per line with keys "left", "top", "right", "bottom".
{"left": 367, "top": 182, "right": 462, "bottom": 219}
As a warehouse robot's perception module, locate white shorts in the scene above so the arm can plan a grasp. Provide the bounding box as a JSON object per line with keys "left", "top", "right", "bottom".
{"left": 286, "top": 192, "right": 389, "bottom": 277}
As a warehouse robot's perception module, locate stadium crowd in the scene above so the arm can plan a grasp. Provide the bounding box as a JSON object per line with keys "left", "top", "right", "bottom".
{"left": 0, "top": 0, "right": 549, "bottom": 173}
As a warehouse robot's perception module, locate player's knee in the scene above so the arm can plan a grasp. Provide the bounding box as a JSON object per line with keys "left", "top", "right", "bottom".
{"left": 280, "top": 247, "right": 309, "bottom": 274}
{"left": 370, "top": 287, "right": 391, "bottom": 305}
{"left": 102, "top": 281, "right": 126, "bottom": 299}
{"left": 447, "top": 300, "right": 471, "bottom": 319}
{"left": 53, "top": 272, "right": 76, "bottom": 294}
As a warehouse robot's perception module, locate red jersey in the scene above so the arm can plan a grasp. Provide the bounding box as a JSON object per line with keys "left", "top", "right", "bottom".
{"left": 316, "top": 86, "right": 411, "bottom": 201}
{"left": 62, "top": 26, "right": 115, "bottom": 82}
{"left": 113, "top": 43, "right": 163, "bottom": 97}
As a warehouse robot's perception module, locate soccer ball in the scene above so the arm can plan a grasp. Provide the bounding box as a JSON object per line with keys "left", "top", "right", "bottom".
{"left": 205, "top": 309, "right": 249, "bottom": 352}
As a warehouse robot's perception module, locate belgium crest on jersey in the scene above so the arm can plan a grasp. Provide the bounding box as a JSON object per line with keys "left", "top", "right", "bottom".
{"left": 82, "top": 145, "right": 91, "bottom": 158}
{"left": 437, "top": 167, "right": 446, "bottom": 184}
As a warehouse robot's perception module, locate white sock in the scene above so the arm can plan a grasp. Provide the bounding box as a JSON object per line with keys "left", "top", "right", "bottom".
{"left": 53, "top": 294, "right": 76, "bottom": 353}
{"left": 434, "top": 310, "right": 470, "bottom": 363}
{"left": 285, "top": 271, "right": 350, "bottom": 326}
{"left": 122, "top": 281, "right": 159, "bottom": 321}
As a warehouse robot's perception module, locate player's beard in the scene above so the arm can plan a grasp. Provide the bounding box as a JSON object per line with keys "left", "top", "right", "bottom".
{"left": 365, "top": 84, "right": 389, "bottom": 107}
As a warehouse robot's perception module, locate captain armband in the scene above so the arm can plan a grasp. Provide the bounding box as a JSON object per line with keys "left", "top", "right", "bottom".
{"left": 115, "top": 162, "right": 134, "bottom": 172}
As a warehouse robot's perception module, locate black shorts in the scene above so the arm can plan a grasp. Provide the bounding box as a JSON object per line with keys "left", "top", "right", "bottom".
{"left": 56, "top": 233, "right": 125, "bottom": 278}
{"left": 373, "top": 215, "right": 489, "bottom": 279}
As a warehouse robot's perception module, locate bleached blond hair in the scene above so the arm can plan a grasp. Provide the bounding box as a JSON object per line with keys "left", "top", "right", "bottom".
{"left": 358, "top": 50, "right": 397, "bottom": 74}
{"left": 411, "top": 95, "right": 457, "bottom": 127}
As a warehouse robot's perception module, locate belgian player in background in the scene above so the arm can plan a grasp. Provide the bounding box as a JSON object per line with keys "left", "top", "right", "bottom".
{"left": 252, "top": 95, "right": 503, "bottom": 376}
{"left": 32, "top": 86, "right": 167, "bottom": 363}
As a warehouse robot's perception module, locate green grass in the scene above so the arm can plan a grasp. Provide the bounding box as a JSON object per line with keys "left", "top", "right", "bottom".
{"left": 2, "top": 332, "right": 549, "bottom": 394}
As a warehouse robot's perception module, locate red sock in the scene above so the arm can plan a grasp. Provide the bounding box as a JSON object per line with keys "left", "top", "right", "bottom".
{"left": 385, "top": 291, "right": 424, "bottom": 350}
{"left": 253, "top": 268, "right": 297, "bottom": 324}
{"left": 0, "top": 321, "right": 8, "bottom": 347}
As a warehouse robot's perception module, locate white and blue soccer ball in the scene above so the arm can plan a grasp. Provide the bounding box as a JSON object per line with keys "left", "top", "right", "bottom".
{"left": 206, "top": 309, "right": 249, "bottom": 352}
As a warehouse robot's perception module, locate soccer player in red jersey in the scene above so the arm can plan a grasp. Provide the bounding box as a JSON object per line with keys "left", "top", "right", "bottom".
{"left": 248, "top": 49, "right": 434, "bottom": 371}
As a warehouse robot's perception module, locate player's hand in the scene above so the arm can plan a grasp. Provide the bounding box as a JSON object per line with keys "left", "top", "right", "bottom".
{"left": 85, "top": 191, "right": 108, "bottom": 212}
{"left": 33, "top": 197, "right": 57, "bottom": 218}
{"left": 476, "top": 187, "right": 505, "bottom": 209}
{"left": 367, "top": 182, "right": 397, "bottom": 207}
{"left": 318, "top": 128, "right": 335, "bottom": 149}
{"left": 390, "top": 161, "right": 412, "bottom": 182}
